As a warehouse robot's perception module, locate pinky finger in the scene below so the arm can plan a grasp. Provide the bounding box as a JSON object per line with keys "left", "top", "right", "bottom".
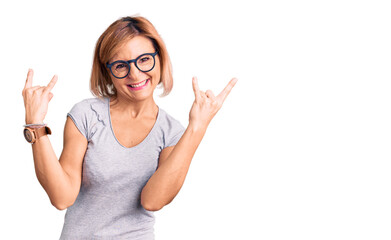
{"left": 217, "top": 78, "right": 238, "bottom": 104}
{"left": 44, "top": 75, "right": 58, "bottom": 94}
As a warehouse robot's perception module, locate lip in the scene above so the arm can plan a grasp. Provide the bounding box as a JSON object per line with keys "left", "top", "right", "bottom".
{"left": 127, "top": 79, "right": 150, "bottom": 91}
{"left": 129, "top": 79, "right": 147, "bottom": 85}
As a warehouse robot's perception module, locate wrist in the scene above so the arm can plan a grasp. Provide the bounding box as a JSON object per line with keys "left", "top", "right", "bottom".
{"left": 23, "top": 125, "right": 51, "bottom": 144}
{"left": 24, "top": 123, "right": 47, "bottom": 129}
{"left": 25, "top": 118, "right": 44, "bottom": 125}
{"left": 188, "top": 121, "right": 208, "bottom": 133}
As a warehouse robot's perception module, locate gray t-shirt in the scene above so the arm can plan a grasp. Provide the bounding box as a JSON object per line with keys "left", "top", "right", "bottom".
{"left": 59, "top": 97, "right": 185, "bottom": 240}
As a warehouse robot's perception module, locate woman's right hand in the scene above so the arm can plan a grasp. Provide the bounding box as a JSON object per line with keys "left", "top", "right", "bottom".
{"left": 22, "top": 69, "right": 58, "bottom": 124}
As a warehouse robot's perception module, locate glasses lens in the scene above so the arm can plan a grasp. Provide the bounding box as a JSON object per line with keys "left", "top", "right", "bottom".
{"left": 111, "top": 61, "right": 130, "bottom": 78}
{"left": 136, "top": 54, "right": 155, "bottom": 72}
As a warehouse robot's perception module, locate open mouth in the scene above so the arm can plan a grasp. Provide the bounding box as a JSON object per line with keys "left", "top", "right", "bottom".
{"left": 127, "top": 79, "right": 150, "bottom": 90}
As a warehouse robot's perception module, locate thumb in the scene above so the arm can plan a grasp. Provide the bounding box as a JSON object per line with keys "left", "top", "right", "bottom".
{"left": 48, "top": 92, "right": 54, "bottom": 101}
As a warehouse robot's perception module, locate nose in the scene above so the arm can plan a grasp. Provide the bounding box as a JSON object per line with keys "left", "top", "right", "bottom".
{"left": 126, "top": 62, "right": 143, "bottom": 80}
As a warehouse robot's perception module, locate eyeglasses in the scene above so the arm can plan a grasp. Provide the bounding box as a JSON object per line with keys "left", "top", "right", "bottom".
{"left": 106, "top": 51, "right": 158, "bottom": 79}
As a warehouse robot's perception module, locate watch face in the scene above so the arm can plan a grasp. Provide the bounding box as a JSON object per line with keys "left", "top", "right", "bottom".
{"left": 24, "top": 129, "right": 33, "bottom": 142}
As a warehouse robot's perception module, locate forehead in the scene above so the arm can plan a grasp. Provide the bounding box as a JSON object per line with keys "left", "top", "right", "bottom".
{"left": 112, "top": 35, "right": 155, "bottom": 60}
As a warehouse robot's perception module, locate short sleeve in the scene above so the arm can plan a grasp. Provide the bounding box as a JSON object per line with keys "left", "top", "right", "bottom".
{"left": 164, "top": 122, "right": 185, "bottom": 148}
{"left": 67, "top": 100, "right": 89, "bottom": 140}
{"left": 161, "top": 110, "right": 185, "bottom": 148}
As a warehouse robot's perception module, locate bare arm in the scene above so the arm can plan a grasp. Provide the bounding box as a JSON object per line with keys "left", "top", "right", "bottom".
{"left": 140, "top": 124, "right": 205, "bottom": 211}
{"left": 23, "top": 69, "right": 87, "bottom": 210}
{"left": 32, "top": 117, "right": 87, "bottom": 210}
{"left": 140, "top": 77, "right": 237, "bottom": 211}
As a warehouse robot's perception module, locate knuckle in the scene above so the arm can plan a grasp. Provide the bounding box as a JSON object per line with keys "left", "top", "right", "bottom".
{"left": 26, "top": 88, "right": 33, "bottom": 94}
{"left": 32, "top": 88, "right": 42, "bottom": 95}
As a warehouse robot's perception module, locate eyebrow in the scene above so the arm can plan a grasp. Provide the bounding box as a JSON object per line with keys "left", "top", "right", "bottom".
{"left": 110, "top": 50, "right": 156, "bottom": 63}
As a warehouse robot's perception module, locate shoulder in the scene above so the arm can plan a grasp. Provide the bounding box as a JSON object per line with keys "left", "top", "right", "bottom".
{"left": 69, "top": 97, "right": 107, "bottom": 116}
{"left": 71, "top": 97, "right": 106, "bottom": 110}
{"left": 67, "top": 97, "right": 108, "bottom": 140}
{"left": 157, "top": 107, "right": 185, "bottom": 148}
{"left": 158, "top": 107, "right": 184, "bottom": 130}
{"left": 68, "top": 97, "right": 108, "bottom": 124}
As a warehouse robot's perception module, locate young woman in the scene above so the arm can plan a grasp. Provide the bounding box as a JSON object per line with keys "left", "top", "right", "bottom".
{"left": 22, "top": 16, "right": 237, "bottom": 239}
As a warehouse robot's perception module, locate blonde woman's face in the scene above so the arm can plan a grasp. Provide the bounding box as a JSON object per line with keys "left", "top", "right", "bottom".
{"left": 108, "top": 35, "right": 160, "bottom": 102}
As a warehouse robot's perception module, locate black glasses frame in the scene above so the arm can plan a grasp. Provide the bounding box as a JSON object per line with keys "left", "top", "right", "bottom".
{"left": 106, "top": 51, "right": 158, "bottom": 79}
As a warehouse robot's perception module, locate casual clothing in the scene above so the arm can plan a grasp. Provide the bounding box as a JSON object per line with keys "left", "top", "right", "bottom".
{"left": 59, "top": 97, "right": 185, "bottom": 240}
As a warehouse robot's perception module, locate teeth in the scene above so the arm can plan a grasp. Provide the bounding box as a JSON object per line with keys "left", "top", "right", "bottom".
{"left": 130, "top": 80, "right": 147, "bottom": 88}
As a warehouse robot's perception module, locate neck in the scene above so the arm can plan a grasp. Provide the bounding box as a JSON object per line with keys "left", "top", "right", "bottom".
{"left": 109, "top": 95, "right": 158, "bottom": 119}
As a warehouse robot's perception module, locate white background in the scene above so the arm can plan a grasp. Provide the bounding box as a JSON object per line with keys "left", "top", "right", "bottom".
{"left": 1, "top": 0, "right": 390, "bottom": 239}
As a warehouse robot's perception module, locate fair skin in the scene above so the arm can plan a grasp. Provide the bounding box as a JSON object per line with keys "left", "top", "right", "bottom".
{"left": 22, "top": 35, "right": 237, "bottom": 211}
{"left": 108, "top": 36, "right": 161, "bottom": 149}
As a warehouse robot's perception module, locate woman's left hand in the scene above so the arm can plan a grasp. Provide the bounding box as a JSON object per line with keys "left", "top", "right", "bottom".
{"left": 189, "top": 77, "right": 238, "bottom": 131}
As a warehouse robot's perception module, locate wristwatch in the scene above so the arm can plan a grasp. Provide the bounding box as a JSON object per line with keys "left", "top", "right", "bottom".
{"left": 23, "top": 126, "right": 52, "bottom": 144}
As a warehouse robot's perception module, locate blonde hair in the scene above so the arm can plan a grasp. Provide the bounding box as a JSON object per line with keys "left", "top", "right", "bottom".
{"left": 90, "top": 16, "right": 173, "bottom": 98}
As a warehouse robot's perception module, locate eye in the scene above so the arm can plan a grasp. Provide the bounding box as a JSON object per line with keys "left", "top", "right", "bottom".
{"left": 114, "top": 62, "right": 127, "bottom": 70}
{"left": 139, "top": 56, "right": 152, "bottom": 63}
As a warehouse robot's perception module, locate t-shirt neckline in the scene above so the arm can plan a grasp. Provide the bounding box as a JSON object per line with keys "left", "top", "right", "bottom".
{"left": 106, "top": 97, "right": 160, "bottom": 150}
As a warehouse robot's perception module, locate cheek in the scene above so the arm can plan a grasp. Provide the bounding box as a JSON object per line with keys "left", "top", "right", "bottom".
{"left": 110, "top": 77, "right": 119, "bottom": 88}
{"left": 110, "top": 78, "right": 123, "bottom": 93}
{"left": 151, "top": 67, "right": 161, "bottom": 85}
{"left": 154, "top": 71, "right": 161, "bottom": 82}
{"left": 154, "top": 58, "right": 162, "bottom": 84}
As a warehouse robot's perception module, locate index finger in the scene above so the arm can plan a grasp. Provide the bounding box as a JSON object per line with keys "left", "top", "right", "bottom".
{"left": 192, "top": 76, "right": 201, "bottom": 101}
{"left": 24, "top": 69, "right": 34, "bottom": 89}
{"left": 44, "top": 74, "right": 58, "bottom": 93}
{"left": 217, "top": 78, "right": 238, "bottom": 103}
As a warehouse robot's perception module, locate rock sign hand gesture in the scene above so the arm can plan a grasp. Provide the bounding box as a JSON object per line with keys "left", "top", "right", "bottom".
{"left": 22, "top": 69, "right": 58, "bottom": 124}
{"left": 189, "top": 77, "right": 238, "bottom": 131}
